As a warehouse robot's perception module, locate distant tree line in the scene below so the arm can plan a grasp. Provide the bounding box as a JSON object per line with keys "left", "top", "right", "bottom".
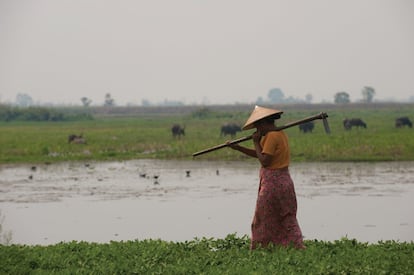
{"left": 256, "top": 86, "right": 377, "bottom": 105}
{"left": 1, "top": 86, "right": 384, "bottom": 108}
{"left": 333, "top": 86, "right": 376, "bottom": 104}
{"left": 255, "top": 88, "right": 312, "bottom": 105}
{"left": 0, "top": 105, "right": 93, "bottom": 122}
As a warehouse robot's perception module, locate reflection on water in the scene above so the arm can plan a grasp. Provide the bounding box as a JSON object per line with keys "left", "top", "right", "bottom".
{"left": 0, "top": 160, "right": 413, "bottom": 245}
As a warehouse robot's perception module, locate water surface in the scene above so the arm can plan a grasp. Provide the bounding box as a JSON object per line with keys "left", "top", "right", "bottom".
{"left": 1, "top": 160, "right": 413, "bottom": 245}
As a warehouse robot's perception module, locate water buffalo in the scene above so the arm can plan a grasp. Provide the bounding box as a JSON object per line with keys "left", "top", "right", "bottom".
{"left": 299, "top": 121, "right": 314, "bottom": 133}
{"left": 68, "top": 134, "right": 86, "bottom": 144}
{"left": 343, "top": 118, "right": 367, "bottom": 130}
{"left": 171, "top": 124, "right": 185, "bottom": 138}
{"left": 220, "top": 123, "right": 242, "bottom": 138}
{"left": 395, "top": 116, "right": 412, "bottom": 128}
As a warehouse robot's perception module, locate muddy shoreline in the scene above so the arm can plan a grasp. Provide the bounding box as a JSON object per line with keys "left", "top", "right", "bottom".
{"left": 1, "top": 160, "right": 413, "bottom": 245}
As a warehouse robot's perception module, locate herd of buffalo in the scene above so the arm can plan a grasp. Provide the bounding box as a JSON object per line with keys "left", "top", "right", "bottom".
{"left": 299, "top": 118, "right": 370, "bottom": 133}
{"left": 299, "top": 116, "right": 412, "bottom": 133}
{"left": 67, "top": 116, "right": 412, "bottom": 143}
{"left": 172, "top": 116, "right": 412, "bottom": 138}
{"left": 170, "top": 123, "right": 243, "bottom": 138}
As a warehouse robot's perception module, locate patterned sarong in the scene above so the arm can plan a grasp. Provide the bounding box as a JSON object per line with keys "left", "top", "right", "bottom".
{"left": 250, "top": 167, "right": 305, "bottom": 249}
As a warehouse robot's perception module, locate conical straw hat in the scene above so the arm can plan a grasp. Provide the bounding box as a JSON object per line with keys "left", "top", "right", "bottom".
{"left": 242, "top": 105, "right": 283, "bottom": 130}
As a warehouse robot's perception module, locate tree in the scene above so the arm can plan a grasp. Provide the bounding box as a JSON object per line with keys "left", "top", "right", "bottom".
{"left": 267, "top": 88, "right": 285, "bottom": 103}
{"left": 255, "top": 96, "right": 265, "bottom": 105}
{"left": 361, "top": 86, "right": 375, "bottom": 103}
{"left": 104, "top": 93, "right": 115, "bottom": 107}
{"left": 141, "top": 99, "right": 151, "bottom": 106}
{"left": 81, "top": 97, "right": 92, "bottom": 107}
{"left": 15, "top": 93, "right": 33, "bottom": 107}
{"left": 305, "top": 93, "right": 313, "bottom": 103}
{"left": 334, "top": 92, "right": 350, "bottom": 104}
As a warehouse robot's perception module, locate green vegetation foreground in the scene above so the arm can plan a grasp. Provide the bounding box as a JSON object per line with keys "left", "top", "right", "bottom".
{"left": 1, "top": 103, "right": 414, "bottom": 164}
{"left": 1, "top": 236, "right": 414, "bottom": 274}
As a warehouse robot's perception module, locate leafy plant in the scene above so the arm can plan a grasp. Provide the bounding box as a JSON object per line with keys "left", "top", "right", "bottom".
{"left": 1, "top": 236, "right": 413, "bottom": 274}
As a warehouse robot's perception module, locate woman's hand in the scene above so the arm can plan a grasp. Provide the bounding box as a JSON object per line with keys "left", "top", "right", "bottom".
{"left": 226, "top": 141, "right": 240, "bottom": 150}
{"left": 227, "top": 139, "right": 259, "bottom": 159}
{"left": 252, "top": 131, "right": 262, "bottom": 143}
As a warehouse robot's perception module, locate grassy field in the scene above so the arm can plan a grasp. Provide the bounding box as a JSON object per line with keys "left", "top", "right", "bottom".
{"left": 1, "top": 103, "right": 414, "bottom": 273}
{"left": 1, "top": 103, "right": 413, "bottom": 164}
{"left": 1, "top": 235, "right": 413, "bottom": 274}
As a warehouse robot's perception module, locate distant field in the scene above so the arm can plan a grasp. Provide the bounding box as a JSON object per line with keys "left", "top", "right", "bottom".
{"left": 1, "top": 103, "right": 413, "bottom": 164}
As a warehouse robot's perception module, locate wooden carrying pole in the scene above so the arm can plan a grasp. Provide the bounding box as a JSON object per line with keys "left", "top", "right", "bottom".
{"left": 192, "top": 112, "right": 329, "bottom": 157}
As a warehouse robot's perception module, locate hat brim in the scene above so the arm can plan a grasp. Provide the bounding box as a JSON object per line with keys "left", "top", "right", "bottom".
{"left": 242, "top": 105, "right": 283, "bottom": 130}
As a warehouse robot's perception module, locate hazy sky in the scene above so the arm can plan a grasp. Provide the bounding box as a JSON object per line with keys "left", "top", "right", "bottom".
{"left": 1, "top": 0, "right": 413, "bottom": 105}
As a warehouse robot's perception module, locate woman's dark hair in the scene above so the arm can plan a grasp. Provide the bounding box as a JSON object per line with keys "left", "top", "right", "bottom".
{"left": 256, "top": 113, "right": 281, "bottom": 125}
{"left": 268, "top": 113, "right": 281, "bottom": 120}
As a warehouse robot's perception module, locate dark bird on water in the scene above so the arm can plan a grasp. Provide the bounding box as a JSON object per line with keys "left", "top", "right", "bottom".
{"left": 153, "top": 175, "right": 160, "bottom": 185}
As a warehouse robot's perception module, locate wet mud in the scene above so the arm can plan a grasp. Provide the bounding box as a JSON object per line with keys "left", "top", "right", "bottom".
{"left": 1, "top": 160, "right": 413, "bottom": 245}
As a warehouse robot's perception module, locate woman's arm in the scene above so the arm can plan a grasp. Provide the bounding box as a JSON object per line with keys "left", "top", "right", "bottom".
{"left": 253, "top": 139, "right": 272, "bottom": 167}
{"left": 228, "top": 143, "right": 258, "bottom": 158}
{"left": 229, "top": 139, "right": 272, "bottom": 166}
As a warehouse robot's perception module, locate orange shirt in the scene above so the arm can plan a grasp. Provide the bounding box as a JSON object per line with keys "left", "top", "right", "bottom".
{"left": 260, "top": 131, "right": 290, "bottom": 169}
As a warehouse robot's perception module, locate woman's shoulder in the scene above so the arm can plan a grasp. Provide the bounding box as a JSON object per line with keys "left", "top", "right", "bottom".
{"left": 267, "top": 130, "right": 286, "bottom": 137}
{"left": 266, "top": 131, "right": 288, "bottom": 142}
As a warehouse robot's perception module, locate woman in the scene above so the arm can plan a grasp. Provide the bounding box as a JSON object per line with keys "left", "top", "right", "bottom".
{"left": 228, "top": 105, "right": 305, "bottom": 249}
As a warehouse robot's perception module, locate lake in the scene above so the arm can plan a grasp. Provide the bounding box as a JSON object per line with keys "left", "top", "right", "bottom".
{"left": 0, "top": 160, "right": 413, "bottom": 245}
